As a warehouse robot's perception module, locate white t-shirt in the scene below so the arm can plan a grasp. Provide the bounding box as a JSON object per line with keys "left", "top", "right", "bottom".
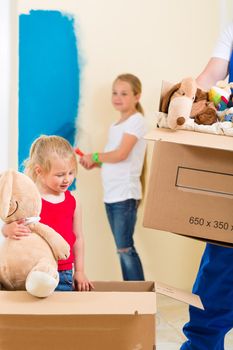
{"left": 101, "top": 112, "right": 147, "bottom": 203}
{"left": 212, "top": 22, "right": 233, "bottom": 61}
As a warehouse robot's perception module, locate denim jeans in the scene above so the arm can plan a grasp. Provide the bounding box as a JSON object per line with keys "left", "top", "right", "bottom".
{"left": 55, "top": 270, "right": 73, "bottom": 291}
{"left": 105, "top": 199, "right": 144, "bottom": 281}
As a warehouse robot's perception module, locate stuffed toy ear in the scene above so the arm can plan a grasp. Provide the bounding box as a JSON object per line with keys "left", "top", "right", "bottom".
{"left": 160, "top": 82, "right": 181, "bottom": 113}
{"left": 195, "top": 88, "right": 209, "bottom": 102}
{"left": 0, "top": 170, "right": 13, "bottom": 219}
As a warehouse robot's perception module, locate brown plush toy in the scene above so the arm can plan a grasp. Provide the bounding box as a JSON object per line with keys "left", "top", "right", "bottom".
{"left": 0, "top": 170, "right": 70, "bottom": 298}
{"left": 190, "top": 88, "right": 218, "bottom": 125}
{"left": 160, "top": 77, "right": 197, "bottom": 129}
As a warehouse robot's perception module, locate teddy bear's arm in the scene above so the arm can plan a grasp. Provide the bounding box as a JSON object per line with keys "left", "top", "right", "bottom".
{"left": 29, "top": 222, "right": 70, "bottom": 260}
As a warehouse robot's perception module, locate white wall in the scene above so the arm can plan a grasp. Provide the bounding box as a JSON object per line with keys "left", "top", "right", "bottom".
{"left": 0, "top": 0, "right": 18, "bottom": 237}
{"left": 0, "top": 1, "right": 11, "bottom": 172}
{"left": 13, "top": 0, "right": 231, "bottom": 289}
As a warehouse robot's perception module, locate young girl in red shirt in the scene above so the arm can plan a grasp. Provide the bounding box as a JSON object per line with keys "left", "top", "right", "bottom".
{"left": 3, "top": 135, "right": 93, "bottom": 292}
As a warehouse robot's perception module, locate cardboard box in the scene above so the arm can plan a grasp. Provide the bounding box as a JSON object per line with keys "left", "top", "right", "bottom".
{"left": 143, "top": 127, "right": 233, "bottom": 246}
{"left": 0, "top": 281, "right": 202, "bottom": 350}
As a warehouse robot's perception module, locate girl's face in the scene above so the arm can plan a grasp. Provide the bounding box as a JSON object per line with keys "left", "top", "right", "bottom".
{"left": 112, "top": 79, "right": 140, "bottom": 116}
{"left": 38, "top": 155, "right": 76, "bottom": 195}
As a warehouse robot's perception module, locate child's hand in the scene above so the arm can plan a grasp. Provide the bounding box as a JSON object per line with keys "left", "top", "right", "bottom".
{"left": 79, "top": 154, "right": 95, "bottom": 169}
{"left": 73, "top": 270, "right": 94, "bottom": 291}
{"left": 2, "top": 220, "right": 31, "bottom": 240}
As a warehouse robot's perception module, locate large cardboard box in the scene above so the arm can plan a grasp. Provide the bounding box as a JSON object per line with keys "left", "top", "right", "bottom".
{"left": 0, "top": 281, "right": 202, "bottom": 350}
{"left": 143, "top": 127, "right": 233, "bottom": 246}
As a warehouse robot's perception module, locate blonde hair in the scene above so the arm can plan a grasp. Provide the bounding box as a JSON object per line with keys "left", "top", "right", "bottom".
{"left": 24, "top": 135, "right": 78, "bottom": 182}
{"left": 114, "top": 73, "right": 144, "bottom": 115}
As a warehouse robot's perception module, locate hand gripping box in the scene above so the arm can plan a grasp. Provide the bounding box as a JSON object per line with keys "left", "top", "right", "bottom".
{"left": 143, "top": 127, "right": 233, "bottom": 246}
{"left": 0, "top": 281, "right": 202, "bottom": 350}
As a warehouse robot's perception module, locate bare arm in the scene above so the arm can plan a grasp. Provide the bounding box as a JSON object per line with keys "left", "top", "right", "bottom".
{"left": 80, "top": 133, "right": 138, "bottom": 169}
{"left": 73, "top": 196, "right": 93, "bottom": 291}
{"left": 1, "top": 220, "right": 30, "bottom": 240}
{"left": 196, "top": 57, "right": 229, "bottom": 91}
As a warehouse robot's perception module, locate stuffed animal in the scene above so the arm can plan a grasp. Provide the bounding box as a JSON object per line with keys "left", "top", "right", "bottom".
{"left": 217, "top": 106, "right": 233, "bottom": 122}
{"left": 209, "top": 86, "right": 229, "bottom": 111}
{"left": 0, "top": 170, "right": 70, "bottom": 298}
{"left": 190, "top": 88, "right": 218, "bottom": 125}
{"left": 208, "top": 81, "right": 233, "bottom": 111}
{"left": 160, "top": 77, "right": 197, "bottom": 129}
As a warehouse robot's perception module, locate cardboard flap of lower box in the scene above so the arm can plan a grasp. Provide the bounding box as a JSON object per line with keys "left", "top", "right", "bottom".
{"left": 155, "top": 281, "right": 203, "bottom": 310}
{"left": 145, "top": 127, "right": 233, "bottom": 151}
{"left": 0, "top": 281, "right": 203, "bottom": 315}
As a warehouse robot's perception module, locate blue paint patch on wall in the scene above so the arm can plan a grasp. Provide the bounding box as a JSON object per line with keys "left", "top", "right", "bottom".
{"left": 19, "top": 10, "right": 80, "bottom": 170}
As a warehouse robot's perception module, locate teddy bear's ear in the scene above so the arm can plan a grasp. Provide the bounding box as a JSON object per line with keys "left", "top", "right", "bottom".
{"left": 160, "top": 82, "right": 181, "bottom": 113}
{"left": 0, "top": 170, "right": 13, "bottom": 219}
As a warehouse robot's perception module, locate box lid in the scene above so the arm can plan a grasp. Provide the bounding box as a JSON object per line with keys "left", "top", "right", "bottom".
{"left": 145, "top": 127, "right": 233, "bottom": 151}
{"left": 155, "top": 282, "right": 203, "bottom": 310}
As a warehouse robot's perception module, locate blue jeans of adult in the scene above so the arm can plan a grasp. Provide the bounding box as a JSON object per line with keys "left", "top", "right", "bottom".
{"left": 105, "top": 198, "right": 144, "bottom": 281}
{"left": 55, "top": 270, "right": 73, "bottom": 291}
{"left": 180, "top": 244, "right": 233, "bottom": 350}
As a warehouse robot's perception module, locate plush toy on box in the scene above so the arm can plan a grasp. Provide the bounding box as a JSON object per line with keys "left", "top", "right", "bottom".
{"left": 190, "top": 88, "right": 218, "bottom": 125}
{"left": 217, "top": 106, "right": 233, "bottom": 122}
{"left": 161, "top": 77, "right": 218, "bottom": 129}
{"left": 209, "top": 82, "right": 229, "bottom": 111}
{"left": 0, "top": 170, "right": 70, "bottom": 298}
{"left": 160, "top": 77, "right": 197, "bottom": 129}
{"left": 208, "top": 81, "right": 233, "bottom": 122}
{"left": 208, "top": 80, "right": 233, "bottom": 111}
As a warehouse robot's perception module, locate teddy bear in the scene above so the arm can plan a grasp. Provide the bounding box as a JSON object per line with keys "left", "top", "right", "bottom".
{"left": 0, "top": 169, "right": 70, "bottom": 298}
{"left": 160, "top": 77, "right": 197, "bottom": 129}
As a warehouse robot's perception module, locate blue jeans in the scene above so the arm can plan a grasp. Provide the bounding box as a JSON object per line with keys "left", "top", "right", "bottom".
{"left": 105, "top": 199, "right": 144, "bottom": 281}
{"left": 55, "top": 270, "right": 73, "bottom": 291}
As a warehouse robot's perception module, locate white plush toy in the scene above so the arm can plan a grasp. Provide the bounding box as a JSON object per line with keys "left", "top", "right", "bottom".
{"left": 0, "top": 170, "right": 70, "bottom": 297}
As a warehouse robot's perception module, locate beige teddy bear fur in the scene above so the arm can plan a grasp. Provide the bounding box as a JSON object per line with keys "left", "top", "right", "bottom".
{"left": 0, "top": 170, "right": 70, "bottom": 297}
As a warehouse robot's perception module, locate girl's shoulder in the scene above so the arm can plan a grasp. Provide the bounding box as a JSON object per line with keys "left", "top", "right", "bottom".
{"left": 127, "top": 112, "right": 146, "bottom": 128}
{"left": 65, "top": 190, "right": 73, "bottom": 198}
{"left": 68, "top": 191, "right": 82, "bottom": 213}
{"left": 65, "top": 190, "right": 76, "bottom": 206}
{"left": 130, "top": 112, "right": 144, "bottom": 119}
{"left": 129, "top": 112, "right": 145, "bottom": 122}
{"left": 124, "top": 113, "right": 147, "bottom": 138}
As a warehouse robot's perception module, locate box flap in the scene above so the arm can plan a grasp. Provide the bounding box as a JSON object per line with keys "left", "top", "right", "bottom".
{"left": 0, "top": 290, "right": 156, "bottom": 315}
{"left": 155, "top": 282, "right": 204, "bottom": 310}
{"left": 145, "top": 127, "right": 233, "bottom": 151}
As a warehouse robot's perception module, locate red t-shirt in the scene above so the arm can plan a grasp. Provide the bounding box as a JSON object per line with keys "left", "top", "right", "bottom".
{"left": 40, "top": 191, "right": 76, "bottom": 271}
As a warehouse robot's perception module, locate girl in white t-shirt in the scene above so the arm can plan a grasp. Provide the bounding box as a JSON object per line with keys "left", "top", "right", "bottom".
{"left": 80, "top": 73, "right": 147, "bottom": 280}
